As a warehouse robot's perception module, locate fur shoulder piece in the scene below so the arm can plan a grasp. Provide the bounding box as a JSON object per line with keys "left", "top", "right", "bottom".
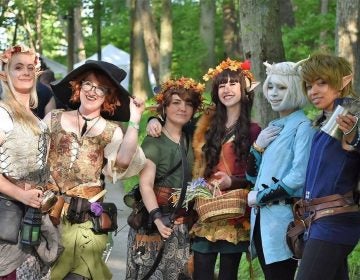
{"left": 192, "top": 107, "right": 216, "bottom": 178}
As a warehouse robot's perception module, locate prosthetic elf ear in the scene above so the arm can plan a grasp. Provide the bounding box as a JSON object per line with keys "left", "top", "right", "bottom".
{"left": 341, "top": 74, "right": 353, "bottom": 90}
{"left": 246, "top": 80, "right": 260, "bottom": 92}
{"left": 0, "top": 71, "right": 7, "bottom": 82}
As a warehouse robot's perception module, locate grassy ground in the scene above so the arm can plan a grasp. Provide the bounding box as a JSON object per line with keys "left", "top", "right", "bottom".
{"left": 233, "top": 243, "right": 360, "bottom": 279}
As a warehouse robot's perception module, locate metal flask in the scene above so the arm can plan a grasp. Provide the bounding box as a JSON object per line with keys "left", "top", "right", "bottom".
{"left": 40, "top": 190, "right": 58, "bottom": 213}
{"left": 321, "top": 105, "right": 349, "bottom": 141}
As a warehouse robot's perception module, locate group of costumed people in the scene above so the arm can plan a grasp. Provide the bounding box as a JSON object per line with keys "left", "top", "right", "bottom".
{"left": 0, "top": 44, "right": 146, "bottom": 280}
{"left": 0, "top": 42, "right": 358, "bottom": 280}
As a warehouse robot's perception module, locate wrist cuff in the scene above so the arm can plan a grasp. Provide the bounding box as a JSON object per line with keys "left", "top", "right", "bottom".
{"left": 149, "top": 208, "right": 162, "bottom": 222}
{"left": 128, "top": 121, "right": 139, "bottom": 130}
{"left": 253, "top": 142, "right": 265, "bottom": 153}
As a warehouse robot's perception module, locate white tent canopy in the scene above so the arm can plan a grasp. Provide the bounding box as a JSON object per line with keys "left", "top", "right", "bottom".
{"left": 74, "top": 44, "right": 155, "bottom": 91}
{"left": 42, "top": 57, "right": 67, "bottom": 79}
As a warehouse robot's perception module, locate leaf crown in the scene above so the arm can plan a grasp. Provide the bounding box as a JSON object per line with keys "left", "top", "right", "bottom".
{"left": 154, "top": 77, "right": 205, "bottom": 105}
{"left": 203, "top": 58, "right": 255, "bottom": 83}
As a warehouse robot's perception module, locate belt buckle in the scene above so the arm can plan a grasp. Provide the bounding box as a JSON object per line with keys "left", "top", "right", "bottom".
{"left": 279, "top": 200, "right": 286, "bottom": 206}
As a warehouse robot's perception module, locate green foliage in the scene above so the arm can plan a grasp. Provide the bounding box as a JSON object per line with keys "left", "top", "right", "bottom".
{"left": 238, "top": 257, "right": 264, "bottom": 280}
{"left": 81, "top": 0, "right": 131, "bottom": 55}
{"left": 283, "top": 0, "right": 337, "bottom": 61}
{"left": 349, "top": 243, "right": 360, "bottom": 280}
{"left": 121, "top": 100, "right": 156, "bottom": 192}
{"left": 303, "top": 104, "right": 319, "bottom": 121}
{"left": 171, "top": 1, "right": 208, "bottom": 81}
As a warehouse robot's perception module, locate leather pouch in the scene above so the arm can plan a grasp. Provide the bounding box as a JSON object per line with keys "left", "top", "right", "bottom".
{"left": 91, "top": 202, "right": 118, "bottom": 234}
{"left": 286, "top": 219, "right": 306, "bottom": 259}
{"left": 0, "top": 196, "right": 24, "bottom": 244}
{"left": 49, "top": 196, "right": 65, "bottom": 226}
{"left": 66, "top": 197, "right": 90, "bottom": 224}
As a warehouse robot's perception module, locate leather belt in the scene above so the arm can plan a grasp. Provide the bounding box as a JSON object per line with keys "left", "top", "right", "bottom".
{"left": 293, "top": 191, "right": 359, "bottom": 228}
{"left": 267, "top": 198, "right": 296, "bottom": 206}
{"left": 294, "top": 191, "right": 355, "bottom": 217}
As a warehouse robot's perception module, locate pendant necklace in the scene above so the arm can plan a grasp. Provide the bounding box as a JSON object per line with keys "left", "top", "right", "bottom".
{"left": 77, "top": 109, "right": 101, "bottom": 137}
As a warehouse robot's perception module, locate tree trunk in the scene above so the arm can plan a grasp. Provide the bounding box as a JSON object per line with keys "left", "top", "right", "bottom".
{"left": 74, "top": 5, "right": 86, "bottom": 63}
{"left": 278, "top": 0, "right": 295, "bottom": 27}
{"left": 94, "top": 0, "right": 102, "bottom": 60}
{"left": 200, "top": 0, "right": 215, "bottom": 69}
{"left": 0, "top": 0, "right": 10, "bottom": 27}
{"left": 19, "top": 12, "right": 36, "bottom": 50}
{"left": 159, "top": 0, "right": 172, "bottom": 83}
{"left": 130, "top": 0, "right": 151, "bottom": 99}
{"left": 35, "top": 0, "right": 42, "bottom": 54}
{"left": 67, "top": 6, "right": 75, "bottom": 72}
{"left": 223, "top": 0, "right": 241, "bottom": 59}
{"left": 335, "top": 0, "right": 360, "bottom": 95}
{"left": 239, "top": 0, "right": 285, "bottom": 127}
{"left": 139, "top": 0, "right": 160, "bottom": 84}
{"left": 319, "top": 0, "right": 328, "bottom": 49}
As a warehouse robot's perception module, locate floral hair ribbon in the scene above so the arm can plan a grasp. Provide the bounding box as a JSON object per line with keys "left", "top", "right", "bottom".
{"left": 153, "top": 77, "right": 205, "bottom": 105}
{"left": 0, "top": 44, "right": 41, "bottom": 81}
{"left": 203, "top": 58, "right": 260, "bottom": 91}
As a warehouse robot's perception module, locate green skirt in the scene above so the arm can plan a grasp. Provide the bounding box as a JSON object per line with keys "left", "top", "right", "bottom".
{"left": 51, "top": 218, "right": 111, "bottom": 280}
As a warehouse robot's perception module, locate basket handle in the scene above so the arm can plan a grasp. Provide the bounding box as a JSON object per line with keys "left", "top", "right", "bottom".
{"left": 211, "top": 181, "right": 222, "bottom": 198}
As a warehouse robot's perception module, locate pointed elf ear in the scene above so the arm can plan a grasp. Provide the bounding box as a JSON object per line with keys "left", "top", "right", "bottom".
{"left": 341, "top": 74, "right": 353, "bottom": 90}
{"left": 0, "top": 71, "right": 7, "bottom": 82}
{"left": 246, "top": 77, "right": 260, "bottom": 92}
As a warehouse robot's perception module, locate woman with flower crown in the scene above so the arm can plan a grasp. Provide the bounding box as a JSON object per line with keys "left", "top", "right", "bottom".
{"left": 0, "top": 45, "right": 51, "bottom": 279}
{"left": 246, "top": 61, "right": 315, "bottom": 280}
{"left": 189, "top": 59, "right": 261, "bottom": 280}
{"left": 126, "top": 77, "right": 204, "bottom": 280}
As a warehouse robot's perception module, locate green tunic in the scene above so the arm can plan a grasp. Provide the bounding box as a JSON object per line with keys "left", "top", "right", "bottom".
{"left": 141, "top": 133, "right": 193, "bottom": 188}
{"left": 126, "top": 132, "right": 194, "bottom": 280}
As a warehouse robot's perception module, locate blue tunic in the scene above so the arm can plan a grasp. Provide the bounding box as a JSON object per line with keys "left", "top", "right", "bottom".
{"left": 304, "top": 129, "right": 360, "bottom": 245}
{"left": 249, "top": 110, "right": 315, "bottom": 264}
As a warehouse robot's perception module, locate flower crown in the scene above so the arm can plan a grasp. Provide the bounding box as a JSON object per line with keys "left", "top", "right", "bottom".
{"left": 203, "top": 58, "right": 255, "bottom": 82}
{"left": 0, "top": 44, "right": 41, "bottom": 71}
{"left": 154, "top": 77, "right": 205, "bottom": 105}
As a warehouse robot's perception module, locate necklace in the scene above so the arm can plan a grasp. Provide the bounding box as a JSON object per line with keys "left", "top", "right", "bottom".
{"left": 222, "top": 121, "right": 238, "bottom": 144}
{"left": 77, "top": 109, "right": 101, "bottom": 137}
{"left": 225, "top": 121, "right": 238, "bottom": 133}
{"left": 163, "top": 126, "right": 180, "bottom": 144}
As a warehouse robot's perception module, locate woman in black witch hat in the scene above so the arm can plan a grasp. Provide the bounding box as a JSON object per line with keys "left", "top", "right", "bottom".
{"left": 44, "top": 60, "right": 147, "bottom": 280}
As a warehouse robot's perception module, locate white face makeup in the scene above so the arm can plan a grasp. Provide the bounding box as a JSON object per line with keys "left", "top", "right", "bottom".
{"left": 266, "top": 75, "right": 292, "bottom": 112}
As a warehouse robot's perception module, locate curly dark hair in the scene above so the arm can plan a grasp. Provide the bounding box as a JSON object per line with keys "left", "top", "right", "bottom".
{"left": 203, "top": 68, "right": 254, "bottom": 178}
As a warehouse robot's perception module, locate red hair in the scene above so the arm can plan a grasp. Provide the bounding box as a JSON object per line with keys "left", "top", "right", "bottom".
{"left": 69, "top": 70, "right": 119, "bottom": 115}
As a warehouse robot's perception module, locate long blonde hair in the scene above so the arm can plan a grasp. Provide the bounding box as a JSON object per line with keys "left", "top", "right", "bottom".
{"left": 1, "top": 49, "right": 41, "bottom": 134}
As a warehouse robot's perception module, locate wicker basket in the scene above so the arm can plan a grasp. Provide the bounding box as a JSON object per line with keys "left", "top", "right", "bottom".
{"left": 194, "top": 189, "right": 249, "bottom": 223}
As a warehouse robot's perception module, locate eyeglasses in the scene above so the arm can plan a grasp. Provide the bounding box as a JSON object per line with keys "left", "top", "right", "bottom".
{"left": 81, "top": 81, "right": 109, "bottom": 97}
